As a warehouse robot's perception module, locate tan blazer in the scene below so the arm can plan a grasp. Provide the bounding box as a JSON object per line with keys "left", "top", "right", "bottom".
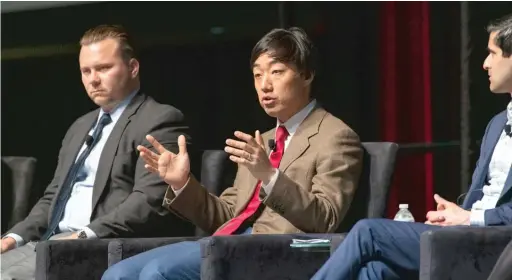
{"left": 163, "top": 106, "right": 363, "bottom": 234}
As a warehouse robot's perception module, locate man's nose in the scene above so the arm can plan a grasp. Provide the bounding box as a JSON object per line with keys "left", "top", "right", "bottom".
{"left": 483, "top": 55, "right": 491, "bottom": 70}
{"left": 260, "top": 75, "right": 272, "bottom": 92}
{"left": 90, "top": 72, "right": 101, "bottom": 85}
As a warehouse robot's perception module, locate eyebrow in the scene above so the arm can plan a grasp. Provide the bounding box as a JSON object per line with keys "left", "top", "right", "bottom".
{"left": 487, "top": 47, "right": 496, "bottom": 54}
{"left": 253, "top": 60, "right": 281, "bottom": 69}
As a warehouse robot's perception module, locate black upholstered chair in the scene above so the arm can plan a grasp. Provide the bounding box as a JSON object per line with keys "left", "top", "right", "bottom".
{"left": 34, "top": 150, "right": 236, "bottom": 280}
{"left": 1, "top": 156, "right": 37, "bottom": 233}
{"left": 487, "top": 235, "right": 512, "bottom": 280}
{"left": 419, "top": 226, "right": 512, "bottom": 280}
{"left": 104, "top": 142, "right": 398, "bottom": 280}
{"left": 197, "top": 142, "right": 399, "bottom": 280}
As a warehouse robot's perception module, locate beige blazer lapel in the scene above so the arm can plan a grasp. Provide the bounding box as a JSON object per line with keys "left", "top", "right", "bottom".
{"left": 279, "top": 107, "right": 326, "bottom": 172}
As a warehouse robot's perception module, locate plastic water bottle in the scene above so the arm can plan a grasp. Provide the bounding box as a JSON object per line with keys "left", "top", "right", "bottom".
{"left": 393, "top": 204, "right": 415, "bottom": 222}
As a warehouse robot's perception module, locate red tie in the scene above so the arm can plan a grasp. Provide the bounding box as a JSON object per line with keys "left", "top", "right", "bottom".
{"left": 214, "top": 126, "right": 289, "bottom": 235}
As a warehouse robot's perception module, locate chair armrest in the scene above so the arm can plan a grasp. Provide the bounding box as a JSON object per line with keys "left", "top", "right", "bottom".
{"left": 200, "top": 234, "right": 337, "bottom": 280}
{"left": 107, "top": 236, "right": 200, "bottom": 267}
{"left": 420, "top": 226, "right": 512, "bottom": 280}
{"left": 35, "top": 239, "right": 111, "bottom": 280}
{"left": 329, "top": 233, "right": 347, "bottom": 254}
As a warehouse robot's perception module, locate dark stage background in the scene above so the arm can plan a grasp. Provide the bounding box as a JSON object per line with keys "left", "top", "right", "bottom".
{"left": 2, "top": 2, "right": 512, "bottom": 221}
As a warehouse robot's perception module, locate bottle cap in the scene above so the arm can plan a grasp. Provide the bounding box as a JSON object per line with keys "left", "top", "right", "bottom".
{"left": 399, "top": 204, "right": 409, "bottom": 209}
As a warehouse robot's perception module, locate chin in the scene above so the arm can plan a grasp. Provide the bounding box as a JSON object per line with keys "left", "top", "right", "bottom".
{"left": 92, "top": 97, "right": 114, "bottom": 108}
{"left": 261, "top": 106, "right": 279, "bottom": 117}
{"left": 490, "top": 85, "right": 509, "bottom": 94}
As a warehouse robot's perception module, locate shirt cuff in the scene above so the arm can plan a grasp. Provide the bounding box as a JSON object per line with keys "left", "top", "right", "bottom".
{"left": 261, "top": 169, "right": 280, "bottom": 195}
{"left": 4, "top": 233, "right": 25, "bottom": 247}
{"left": 171, "top": 176, "right": 191, "bottom": 197}
{"left": 81, "top": 227, "right": 98, "bottom": 239}
{"left": 470, "top": 209, "right": 486, "bottom": 226}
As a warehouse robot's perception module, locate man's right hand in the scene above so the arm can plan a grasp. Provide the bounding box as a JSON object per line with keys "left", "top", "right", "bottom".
{"left": 137, "top": 134, "right": 190, "bottom": 190}
{"left": 1, "top": 237, "right": 16, "bottom": 254}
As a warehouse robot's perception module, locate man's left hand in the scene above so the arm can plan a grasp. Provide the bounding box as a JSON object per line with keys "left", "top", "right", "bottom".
{"left": 425, "top": 194, "right": 471, "bottom": 226}
{"left": 225, "top": 130, "right": 275, "bottom": 184}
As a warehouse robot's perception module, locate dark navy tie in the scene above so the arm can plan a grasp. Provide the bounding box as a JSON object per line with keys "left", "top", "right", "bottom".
{"left": 42, "top": 113, "right": 112, "bottom": 240}
{"left": 505, "top": 124, "right": 511, "bottom": 137}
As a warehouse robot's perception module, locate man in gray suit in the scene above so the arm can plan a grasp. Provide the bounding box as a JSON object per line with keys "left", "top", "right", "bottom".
{"left": 0, "top": 24, "right": 192, "bottom": 279}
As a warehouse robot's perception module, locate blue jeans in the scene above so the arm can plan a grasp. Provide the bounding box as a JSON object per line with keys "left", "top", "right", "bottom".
{"left": 102, "top": 227, "right": 252, "bottom": 280}
{"left": 311, "top": 219, "right": 443, "bottom": 280}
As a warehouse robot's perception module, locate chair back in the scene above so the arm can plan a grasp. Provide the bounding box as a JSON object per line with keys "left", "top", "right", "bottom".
{"left": 1, "top": 156, "right": 37, "bottom": 233}
{"left": 194, "top": 150, "right": 236, "bottom": 236}
{"left": 336, "top": 142, "right": 399, "bottom": 232}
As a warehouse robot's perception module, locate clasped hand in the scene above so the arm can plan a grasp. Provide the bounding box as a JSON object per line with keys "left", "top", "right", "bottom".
{"left": 425, "top": 194, "right": 471, "bottom": 226}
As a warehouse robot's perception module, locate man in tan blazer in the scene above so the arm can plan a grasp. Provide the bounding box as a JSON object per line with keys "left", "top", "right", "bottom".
{"left": 102, "top": 27, "right": 363, "bottom": 280}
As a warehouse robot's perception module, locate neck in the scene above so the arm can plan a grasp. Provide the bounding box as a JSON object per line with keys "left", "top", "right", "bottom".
{"left": 277, "top": 98, "right": 313, "bottom": 123}
{"left": 101, "top": 85, "right": 139, "bottom": 113}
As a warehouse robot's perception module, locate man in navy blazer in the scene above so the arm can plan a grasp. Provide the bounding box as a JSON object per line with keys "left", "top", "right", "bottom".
{"left": 312, "top": 14, "right": 512, "bottom": 280}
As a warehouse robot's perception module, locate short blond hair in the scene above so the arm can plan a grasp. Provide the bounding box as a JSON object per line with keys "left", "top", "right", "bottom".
{"left": 80, "top": 24, "right": 136, "bottom": 61}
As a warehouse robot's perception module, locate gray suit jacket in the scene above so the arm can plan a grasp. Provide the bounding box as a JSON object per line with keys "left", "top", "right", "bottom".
{"left": 8, "top": 92, "right": 193, "bottom": 242}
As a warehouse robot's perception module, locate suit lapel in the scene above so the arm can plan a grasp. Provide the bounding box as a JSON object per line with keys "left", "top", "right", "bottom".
{"left": 58, "top": 113, "right": 98, "bottom": 187}
{"left": 463, "top": 114, "right": 508, "bottom": 208}
{"left": 502, "top": 167, "right": 512, "bottom": 199}
{"left": 278, "top": 107, "right": 325, "bottom": 172}
{"left": 481, "top": 118, "right": 507, "bottom": 178}
{"left": 50, "top": 112, "right": 98, "bottom": 217}
{"left": 238, "top": 107, "right": 325, "bottom": 211}
{"left": 91, "top": 93, "right": 147, "bottom": 211}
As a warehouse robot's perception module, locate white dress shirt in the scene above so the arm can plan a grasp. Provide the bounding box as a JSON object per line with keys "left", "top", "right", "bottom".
{"left": 470, "top": 98, "right": 512, "bottom": 225}
{"left": 6, "top": 91, "right": 138, "bottom": 247}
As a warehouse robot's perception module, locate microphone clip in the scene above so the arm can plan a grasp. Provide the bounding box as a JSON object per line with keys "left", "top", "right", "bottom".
{"left": 85, "top": 135, "right": 94, "bottom": 146}
{"left": 268, "top": 139, "right": 276, "bottom": 151}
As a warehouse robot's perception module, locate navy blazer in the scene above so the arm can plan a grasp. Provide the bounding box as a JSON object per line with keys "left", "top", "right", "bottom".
{"left": 462, "top": 110, "right": 512, "bottom": 225}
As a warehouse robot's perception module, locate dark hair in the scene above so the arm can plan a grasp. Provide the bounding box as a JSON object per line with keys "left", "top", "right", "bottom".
{"left": 487, "top": 14, "right": 512, "bottom": 57}
{"left": 250, "top": 27, "right": 317, "bottom": 79}
{"left": 80, "top": 24, "right": 136, "bottom": 61}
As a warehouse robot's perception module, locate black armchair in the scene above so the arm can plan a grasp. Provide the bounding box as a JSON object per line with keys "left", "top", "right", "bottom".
{"left": 34, "top": 150, "right": 236, "bottom": 280}
{"left": 199, "top": 142, "right": 399, "bottom": 280}
{"left": 1, "top": 156, "right": 37, "bottom": 233}
{"left": 419, "top": 226, "right": 512, "bottom": 280}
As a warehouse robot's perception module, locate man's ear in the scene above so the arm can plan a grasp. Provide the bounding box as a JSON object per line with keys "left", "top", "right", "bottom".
{"left": 129, "top": 58, "right": 140, "bottom": 78}
{"left": 303, "top": 72, "right": 315, "bottom": 87}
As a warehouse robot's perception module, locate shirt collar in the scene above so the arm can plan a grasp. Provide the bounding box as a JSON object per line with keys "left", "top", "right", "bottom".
{"left": 276, "top": 99, "right": 317, "bottom": 137}
{"left": 97, "top": 89, "right": 139, "bottom": 125}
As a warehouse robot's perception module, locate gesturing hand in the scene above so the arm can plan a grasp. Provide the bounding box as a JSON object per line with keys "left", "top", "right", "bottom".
{"left": 137, "top": 134, "right": 190, "bottom": 190}
{"left": 225, "top": 130, "right": 276, "bottom": 184}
